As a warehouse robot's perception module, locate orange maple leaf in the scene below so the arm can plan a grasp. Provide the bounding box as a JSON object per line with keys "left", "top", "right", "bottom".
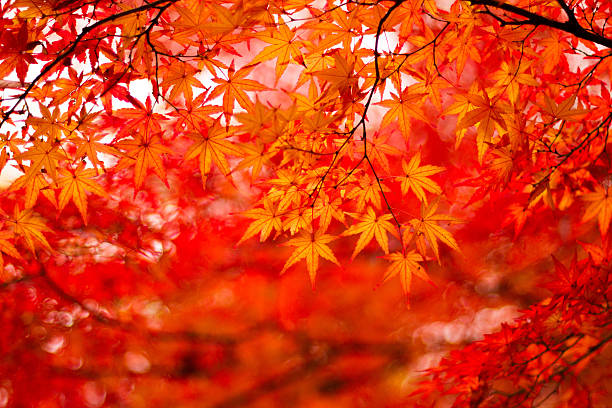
{"left": 378, "top": 87, "right": 427, "bottom": 140}
{"left": 25, "top": 105, "right": 67, "bottom": 141}
{"left": 347, "top": 175, "right": 390, "bottom": 212}
{"left": 116, "top": 132, "right": 172, "bottom": 190}
{"left": 541, "top": 94, "right": 589, "bottom": 121}
{"left": 582, "top": 185, "right": 612, "bottom": 237}
{"left": 15, "top": 139, "right": 66, "bottom": 183}
{"left": 57, "top": 164, "right": 108, "bottom": 224}
{"left": 184, "top": 123, "right": 242, "bottom": 187}
{"left": 207, "top": 62, "right": 267, "bottom": 118}
{"left": 234, "top": 141, "right": 274, "bottom": 183}
{"left": 313, "top": 52, "right": 357, "bottom": 95}
{"left": 409, "top": 198, "right": 460, "bottom": 263}
{"left": 251, "top": 22, "right": 303, "bottom": 80}
{"left": 10, "top": 169, "right": 57, "bottom": 209}
{"left": 71, "top": 131, "right": 121, "bottom": 174}
{"left": 313, "top": 193, "right": 345, "bottom": 233}
{"left": 457, "top": 88, "right": 509, "bottom": 163}
{"left": 7, "top": 206, "right": 52, "bottom": 253}
{"left": 162, "top": 63, "right": 205, "bottom": 102}
{"left": 0, "top": 229, "right": 22, "bottom": 276}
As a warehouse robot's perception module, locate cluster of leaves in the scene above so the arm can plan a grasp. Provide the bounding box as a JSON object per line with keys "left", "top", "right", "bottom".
{"left": 422, "top": 242, "right": 612, "bottom": 407}
{"left": 0, "top": 0, "right": 611, "bottom": 406}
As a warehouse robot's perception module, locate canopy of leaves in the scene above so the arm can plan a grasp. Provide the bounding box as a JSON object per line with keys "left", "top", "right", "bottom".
{"left": 0, "top": 0, "right": 611, "bottom": 407}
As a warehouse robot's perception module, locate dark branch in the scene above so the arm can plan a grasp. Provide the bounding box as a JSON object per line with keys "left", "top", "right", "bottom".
{"left": 469, "top": 0, "right": 612, "bottom": 49}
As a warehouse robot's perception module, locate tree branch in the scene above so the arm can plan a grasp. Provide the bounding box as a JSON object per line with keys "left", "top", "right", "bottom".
{"left": 469, "top": 0, "right": 612, "bottom": 49}
{"left": 0, "top": 0, "right": 179, "bottom": 127}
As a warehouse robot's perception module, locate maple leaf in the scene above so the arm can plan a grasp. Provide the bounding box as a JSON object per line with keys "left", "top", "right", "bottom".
{"left": 268, "top": 170, "right": 307, "bottom": 211}
{"left": 409, "top": 198, "right": 460, "bottom": 263}
{"left": 544, "top": 255, "right": 579, "bottom": 295}
{"left": 184, "top": 123, "right": 242, "bottom": 187}
{"left": 539, "top": 31, "right": 568, "bottom": 71}
{"left": 383, "top": 251, "right": 428, "bottom": 302}
{"left": 489, "top": 147, "right": 514, "bottom": 185}
{"left": 283, "top": 208, "right": 313, "bottom": 235}
{"left": 343, "top": 207, "right": 397, "bottom": 259}
{"left": 313, "top": 52, "right": 357, "bottom": 95}
{"left": 541, "top": 94, "right": 588, "bottom": 121}
{"left": 162, "top": 63, "right": 205, "bottom": 102}
{"left": 206, "top": 2, "right": 250, "bottom": 36}
{"left": 356, "top": 132, "right": 402, "bottom": 174}
{"left": 0, "top": 21, "right": 35, "bottom": 83}
{"left": 115, "top": 132, "right": 172, "bottom": 190}
{"left": 71, "top": 131, "right": 121, "bottom": 174}
{"left": 237, "top": 198, "right": 284, "bottom": 245}
{"left": 490, "top": 61, "right": 538, "bottom": 103}
{"left": 457, "top": 88, "right": 509, "bottom": 163}
{"left": 377, "top": 87, "right": 427, "bottom": 140}
{"left": 281, "top": 231, "right": 339, "bottom": 286}
{"left": 398, "top": 152, "right": 444, "bottom": 204}
{"left": 171, "top": 1, "right": 210, "bottom": 40}
{"left": 251, "top": 22, "right": 303, "bottom": 80}
{"left": 582, "top": 185, "right": 612, "bottom": 237}
{"left": 7, "top": 206, "right": 52, "bottom": 253}
{"left": 347, "top": 175, "right": 390, "bottom": 212}
{"left": 207, "top": 62, "right": 267, "bottom": 118}
{"left": 9, "top": 169, "right": 57, "bottom": 209}
{"left": 57, "top": 164, "right": 108, "bottom": 223}
{"left": 313, "top": 193, "right": 345, "bottom": 233}
{"left": 504, "top": 203, "right": 533, "bottom": 239}
{"left": 0, "top": 229, "right": 22, "bottom": 276}
{"left": 26, "top": 105, "right": 67, "bottom": 140}
{"left": 234, "top": 141, "right": 274, "bottom": 183}
{"left": 234, "top": 100, "right": 274, "bottom": 135}
{"left": 15, "top": 139, "right": 66, "bottom": 183}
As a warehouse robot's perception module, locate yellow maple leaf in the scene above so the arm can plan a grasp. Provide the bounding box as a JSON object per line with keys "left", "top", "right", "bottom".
{"left": 343, "top": 207, "right": 397, "bottom": 259}
{"left": 234, "top": 141, "right": 273, "bottom": 183}
{"left": 398, "top": 152, "right": 444, "bottom": 204}
{"left": 346, "top": 175, "right": 390, "bottom": 212}
{"left": 383, "top": 251, "right": 428, "bottom": 302}
{"left": 281, "top": 231, "right": 339, "bottom": 287}
{"left": 57, "top": 164, "right": 108, "bottom": 224}
{"left": 582, "top": 185, "right": 612, "bottom": 236}
{"left": 313, "top": 193, "right": 345, "bottom": 233}
{"left": 25, "top": 105, "right": 66, "bottom": 141}
{"left": 490, "top": 147, "right": 514, "bottom": 184}
{"left": 356, "top": 133, "right": 402, "bottom": 174}
{"left": 409, "top": 198, "right": 460, "bottom": 263}
{"left": 237, "top": 198, "right": 283, "bottom": 245}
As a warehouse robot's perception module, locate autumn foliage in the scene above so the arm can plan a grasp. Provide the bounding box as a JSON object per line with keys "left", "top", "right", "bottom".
{"left": 0, "top": 0, "right": 611, "bottom": 406}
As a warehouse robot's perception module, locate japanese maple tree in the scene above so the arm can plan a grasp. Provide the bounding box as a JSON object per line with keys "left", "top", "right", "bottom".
{"left": 0, "top": 0, "right": 610, "bottom": 407}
